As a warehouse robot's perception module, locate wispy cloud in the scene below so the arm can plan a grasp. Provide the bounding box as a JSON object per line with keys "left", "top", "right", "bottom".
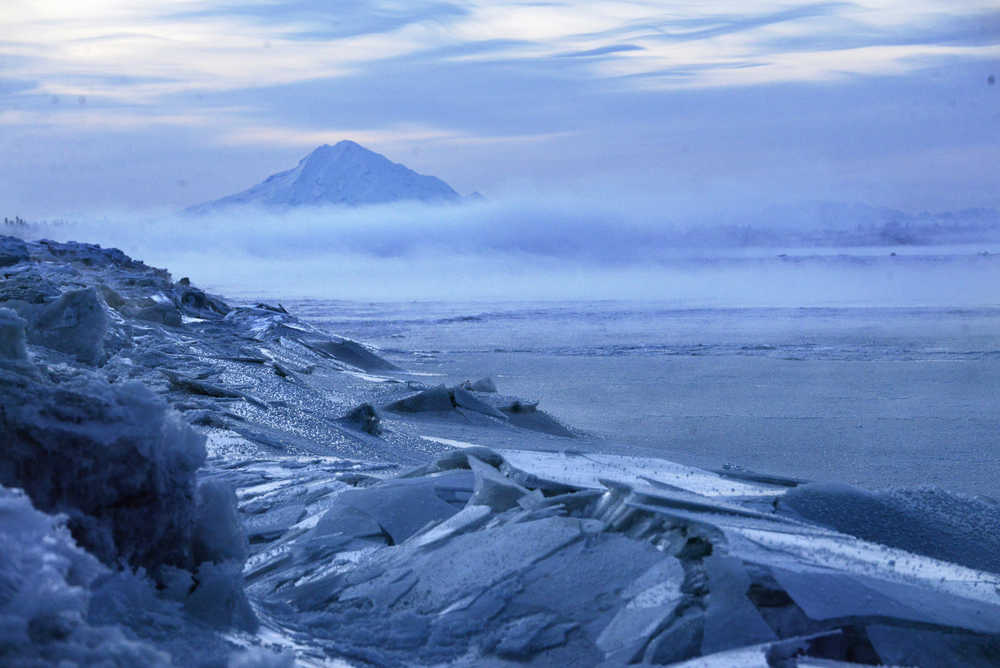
{"left": 559, "top": 44, "right": 644, "bottom": 58}
{"left": 5, "top": 1, "right": 997, "bottom": 106}
{"left": 165, "top": 0, "right": 467, "bottom": 40}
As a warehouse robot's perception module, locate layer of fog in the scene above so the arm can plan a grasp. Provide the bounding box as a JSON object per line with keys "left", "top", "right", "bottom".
{"left": 20, "top": 195, "right": 1000, "bottom": 304}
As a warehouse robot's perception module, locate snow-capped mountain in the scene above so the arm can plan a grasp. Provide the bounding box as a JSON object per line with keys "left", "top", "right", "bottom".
{"left": 187, "top": 141, "right": 460, "bottom": 212}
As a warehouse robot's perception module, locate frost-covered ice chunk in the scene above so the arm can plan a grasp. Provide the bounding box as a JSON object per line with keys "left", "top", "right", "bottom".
{"left": 184, "top": 561, "right": 257, "bottom": 631}
{"left": 0, "top": 347, "right": 251, "bottom": 617}
{"left": 308, "top": 338, "right": 399, "bottom": 371}
{"left": 315, "top": 474, "right": 461, "bottom": 544}
{"left": 595, "top": 558, "right": 686, "bottom": 660}
{"left": 176, "top": 285, "right": 230, "bottom": 318}
{"left": 467, "top": 456, "right": 530, "bottom": 511}
{"left": 339, "top": 402, "right": 382, "bottom": 435}
{"left": 385, "top": 385, "right": 455, "bottom": 413}
{"left": 452, "top": 387, "right": 507, "bottom": 419}
{"left": 28, "top": 287, "right": 109, "bottom": 365}
{"left": 408, "top": 504, "right": 492, "bottom": 548}
{"left": 385, "top": 384, "right": 508, "bottom": 419}
{"left": 0, "top": 235, "right": 29, "bottom": 267}
{"left": 490, "top": 613, "right": 576, "bottom": 659}
{"left": 0, "top": 485, "right": 172, "bottom": 667}
{"left": 0, "top": 361, "right": 207, "bottom": 571}
{"left": 133, "top": 300, "right": 182, "bottom": 326}
{"left": 460, "top": 376, "right": 498, "bottom": 393}
{"left": 0, "top": 311, "right": 258, "bottom": 648}
{"left": 499, "top": 400, "right": 576, "bottom": 436}
{"left": 243, "top": 502, "right": 306, "bottom": 542}
{"left": 701, "top": 555, "right": 777, "bottom": 654}
{"left": 194, "top": 480, "right": 249, "bottom": 565}
{"left": 0, "top": 307, "right": 29, "bottom": 361}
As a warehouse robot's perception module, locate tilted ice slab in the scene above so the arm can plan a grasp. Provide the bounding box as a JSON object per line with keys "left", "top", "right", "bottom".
{"left": 236, "top": 444, "right": 1000, "bottom": 666}
{"left": 498, "top": 448, "right": 784, "bottom": 498}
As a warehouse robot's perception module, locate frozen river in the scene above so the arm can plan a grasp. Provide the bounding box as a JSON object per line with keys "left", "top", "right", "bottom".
{"left": 289, "top": 301, "right": 1000, "bottom": 497}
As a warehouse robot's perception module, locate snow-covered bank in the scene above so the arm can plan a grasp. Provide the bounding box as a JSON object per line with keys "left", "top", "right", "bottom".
{"left": 2, "top": 235, "right": 999, "bottom": 666}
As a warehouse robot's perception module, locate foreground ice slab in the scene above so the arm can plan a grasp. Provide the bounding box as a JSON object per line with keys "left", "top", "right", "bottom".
{"left": 241, "top": 446, "right": 1000, "bottom": 666}
{"left": 3, "top": 234, "right": 1000, "bottom": 666}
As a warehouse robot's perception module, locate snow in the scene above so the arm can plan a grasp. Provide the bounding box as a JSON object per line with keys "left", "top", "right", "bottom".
{"left": 4, "top": 233, "right": 1000, "bottom": 666}
{"left": 188, "top": 140, "right": 460, "bottom": 211}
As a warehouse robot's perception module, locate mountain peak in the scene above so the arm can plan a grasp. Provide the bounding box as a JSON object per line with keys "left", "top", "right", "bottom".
{"left": 187, "top": 141, "right": 460, "bottom": 212}
{"left": 299, "top": 141, "right": 385, "bottom": 171}
{"left": 307, "top": 140, "right": 364, "bottom": 159}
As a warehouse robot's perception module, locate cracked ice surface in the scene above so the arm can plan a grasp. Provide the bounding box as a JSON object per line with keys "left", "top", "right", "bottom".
{"left": 2, "top": 234, "right": 1000, "bottom": 666}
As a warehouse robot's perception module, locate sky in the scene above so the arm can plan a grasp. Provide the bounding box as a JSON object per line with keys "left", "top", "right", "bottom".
{"left": 1, "top": 1, "right": 999, "bottom": 216}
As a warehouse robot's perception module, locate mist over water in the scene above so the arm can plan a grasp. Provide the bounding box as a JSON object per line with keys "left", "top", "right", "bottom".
{"left": 23, "top": 195, "right": 1000, "bottom": 305}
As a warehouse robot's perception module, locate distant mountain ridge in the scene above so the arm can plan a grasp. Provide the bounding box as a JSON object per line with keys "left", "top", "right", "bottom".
{"left": 187, "top": 141, "right": 460, "bottom": 212}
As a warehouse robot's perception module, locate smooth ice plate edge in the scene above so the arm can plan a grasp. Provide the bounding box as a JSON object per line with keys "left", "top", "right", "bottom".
{"left": 498, "top": 448, "right": 785, "bottom": 497}
{"left": 416, "top": 437, "right": 1000, "bottom": 619}
{"left": 729, "top": 526, "right": 1000, "bottom": 607}
{"left": 422, "top": 437, "right": 783, "bottom": 497}
{"left": 421, "top": 435, "right": 481, "bottom": 449}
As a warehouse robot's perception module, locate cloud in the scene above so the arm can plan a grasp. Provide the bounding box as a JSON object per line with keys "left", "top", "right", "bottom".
{"left": 760, "top": 10, "right": 1000, "bottom": 52}
{"left": 559, "top": 44, "right": 644, "bottom": 58}
{"left": 599, "top": 2, "right": 852, "bottom": 42}
{"left": 4, "top": 0, "right": 997, "bottom": 109}
{"left": 166, "top": 0, "right": 467, "bottom": 39}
